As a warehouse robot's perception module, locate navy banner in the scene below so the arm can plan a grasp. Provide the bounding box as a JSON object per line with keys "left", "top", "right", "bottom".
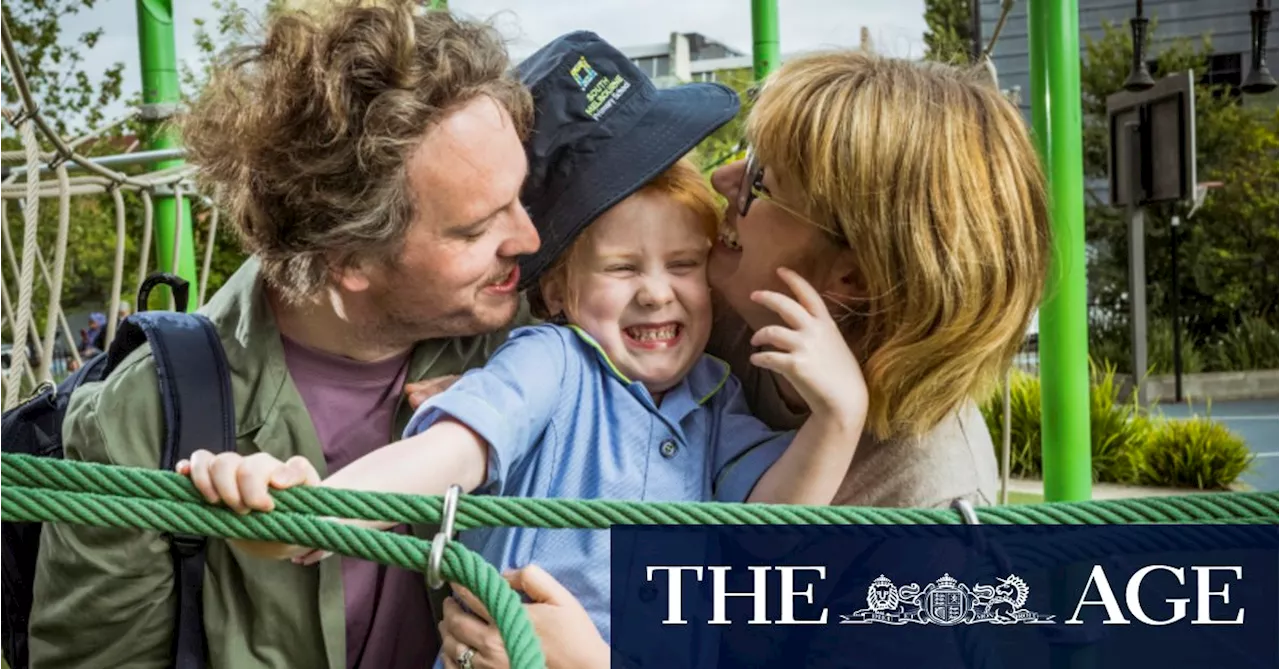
{"left": 610, "top": 524, "right": 1278, "bottom": 668}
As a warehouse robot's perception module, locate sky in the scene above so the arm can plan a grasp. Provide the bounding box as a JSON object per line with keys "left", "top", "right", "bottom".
{"left": 51, "top": 0, "right": 928, "bottom": 129}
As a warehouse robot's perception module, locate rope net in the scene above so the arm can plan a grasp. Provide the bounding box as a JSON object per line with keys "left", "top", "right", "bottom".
{"left": 1, "top": 18, "right": 224, "bottom": 409}
{"left": 2, "top": 453, "right": 1276, "bottom": 669}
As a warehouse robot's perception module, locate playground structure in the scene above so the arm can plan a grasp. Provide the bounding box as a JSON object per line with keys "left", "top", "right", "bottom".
{"left": 0, "top": 0, "right": 1273, "bottom": 509}
{"left": 2, "top": 1, "right": 1274, "bottom": 502}
{"left": 0, "top": 3, "right": 1276, "bottom": 669}
{"left": 0, "top": 0, "right": 1085, "bottom": 501}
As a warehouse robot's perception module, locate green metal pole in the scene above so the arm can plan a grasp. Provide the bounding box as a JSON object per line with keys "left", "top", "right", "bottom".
{"left": 137, "top": 0, "right": 196, "bottom": 310}
{"left": 1028, "top": 2, "right": 1049, "bottom": 159}
{"left": 751, "top": 0, "right": 780, "bottom": 82}
{"left": 1028, "top": 0, "right": 1092, "bottom": 502}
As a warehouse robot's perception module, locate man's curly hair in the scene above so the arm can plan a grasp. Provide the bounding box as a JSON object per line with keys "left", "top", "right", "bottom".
{"left": 182, "top": 1, "right": 532, "bottom": 303}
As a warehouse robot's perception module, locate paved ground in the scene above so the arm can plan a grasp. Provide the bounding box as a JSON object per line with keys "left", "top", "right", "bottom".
{"left": 1155, "top": 398, "right": 1278, "bottom": 493}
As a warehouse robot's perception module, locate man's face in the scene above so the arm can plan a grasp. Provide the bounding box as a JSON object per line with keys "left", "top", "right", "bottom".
{"left": 346, "top": 96, "right": 539, "bottom": 347}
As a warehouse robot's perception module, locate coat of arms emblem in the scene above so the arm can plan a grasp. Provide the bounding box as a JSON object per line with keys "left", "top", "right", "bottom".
{"left": 840, "top": 574, "right": 1055, "bottom": 626}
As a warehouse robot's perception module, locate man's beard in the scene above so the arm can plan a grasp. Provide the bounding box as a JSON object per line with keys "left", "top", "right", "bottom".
{"left": 358, "top": 281, "right": 518, "bottom": 350}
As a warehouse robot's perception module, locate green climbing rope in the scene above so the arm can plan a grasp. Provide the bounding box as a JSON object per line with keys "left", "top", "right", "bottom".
{"left": 1, "top": 478, "right": 547, "bottom": 668}
{"left": 5, "top": 454, "right": 1276, "bottom": 528}
{"left": 2, "top": 453, "right": 1276, "bottom": 669}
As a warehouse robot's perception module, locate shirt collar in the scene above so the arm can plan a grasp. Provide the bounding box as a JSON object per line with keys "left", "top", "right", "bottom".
{"left": 566, "top": 324, "right": 731, "bottom": 421}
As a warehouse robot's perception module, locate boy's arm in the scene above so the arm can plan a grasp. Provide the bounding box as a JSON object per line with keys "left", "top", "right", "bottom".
{"left": 743, "top": 409, "right": 862, "bottom": 505}
{"left": 318, "top": 419, "right": 489, "bottom": 529}
{"left": 713, "top": 267, "right": 869, "bottom": 506}
{"left": 193, "top": 325, "right": 575, "bottom": 559}
{"left": 711, "top": 376, "right": 862, "bottom": 506}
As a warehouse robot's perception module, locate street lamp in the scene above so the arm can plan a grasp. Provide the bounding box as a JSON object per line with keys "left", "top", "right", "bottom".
{"left": 1124, "top": 0, "right": 1156, "bottom": 91}
{"left": 1242, "top": 0, "right": 1277, "bottom": 94}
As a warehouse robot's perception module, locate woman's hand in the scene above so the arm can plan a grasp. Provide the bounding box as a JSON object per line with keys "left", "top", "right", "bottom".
{"left": 439, "top": 565, "right": 609, "bottom": 669}
{"left": 748, "top": 267, "right": 868, "bottom": 421}
{"left": 176, "top": 450, "right": 322, "bottom": 560}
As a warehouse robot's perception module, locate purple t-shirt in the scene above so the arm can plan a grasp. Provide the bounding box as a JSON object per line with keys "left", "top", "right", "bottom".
{"left": 282, "top": 335, "right": 435, "bottom": 668}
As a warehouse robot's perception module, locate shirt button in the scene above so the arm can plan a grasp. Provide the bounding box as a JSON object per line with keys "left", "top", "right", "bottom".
{"left": 659, "top": 440, "right": 678, "bottom": 458}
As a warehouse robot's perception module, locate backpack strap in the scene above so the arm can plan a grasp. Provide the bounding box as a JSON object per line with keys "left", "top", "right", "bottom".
{"left": 104, "top": 311, "right": 235, "bottom": 669}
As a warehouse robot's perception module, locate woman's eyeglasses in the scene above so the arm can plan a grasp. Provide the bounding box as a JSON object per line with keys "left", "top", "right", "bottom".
{"left": 735, "top": 149, "right": 766, "bottom": 218}
{"left": 735, "top": 149, "right": 846, "bottom": 245}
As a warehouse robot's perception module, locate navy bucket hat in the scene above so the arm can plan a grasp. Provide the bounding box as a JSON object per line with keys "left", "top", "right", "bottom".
{"left": 514, "top": 31, "right": 740, "bottom": 290}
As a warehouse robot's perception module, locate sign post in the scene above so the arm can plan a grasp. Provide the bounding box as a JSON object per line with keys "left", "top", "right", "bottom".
{"left": 1124, "top": 122, "right": 1149, "bottom": 406}
{"left": 1106, "top": 70, "right": 1197, "bottom": 406}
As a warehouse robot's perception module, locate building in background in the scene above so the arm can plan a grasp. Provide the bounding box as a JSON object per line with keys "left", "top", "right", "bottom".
{"left": 620, "top": 26, "right": 887, "bottom": 87}
{"left": 982, "top": 0, "right": 1279, "bottom": 112}
{"left": 621, "top": 31, "right": 751, "bottom": 87}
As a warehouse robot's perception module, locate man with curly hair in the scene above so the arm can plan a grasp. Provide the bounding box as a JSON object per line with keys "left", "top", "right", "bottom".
{"left": 28, "top": 2, "right": 537, "bottom": 667}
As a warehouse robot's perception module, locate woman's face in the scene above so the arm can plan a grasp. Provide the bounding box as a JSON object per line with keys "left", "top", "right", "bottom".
{"left": 708, "top": 158, "right": 844, "bottom": 332}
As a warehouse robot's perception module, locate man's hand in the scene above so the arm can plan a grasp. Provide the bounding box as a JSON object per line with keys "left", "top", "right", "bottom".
{"left": 405, "top": 374, "right": 461, "bottom": 410}
{"left": 439, "top": 565, "right": 609, "bottom": 669}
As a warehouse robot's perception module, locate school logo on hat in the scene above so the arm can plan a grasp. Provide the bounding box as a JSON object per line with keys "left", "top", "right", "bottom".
{"left": 567, "top": 55, "right": 632, "bottom": 121}
{"left": 570, "top": 56, "right": 597, "bottom": 90}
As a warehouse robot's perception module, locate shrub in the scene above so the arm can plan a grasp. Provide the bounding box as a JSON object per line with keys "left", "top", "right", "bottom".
{"left": 1205, "top": 313, "right": 1279, "bottom": 371}
{"left": 979, "top": 369, "right": 1042, "bottom": 479}
{"left": 1146, "top": 319, "right": 1205, "bottom": 375}
{"left": 1089, "top": 313, "right": 1277, "bottom": 374}
{"left": 1134, "top": 416, "right": 1254, "bottom": 490}
{"left": 1087, "top": 361, "right": 1150, "bottom": 483}
{"left": 980, "top": 362, "right": 1152, "bottom": 484}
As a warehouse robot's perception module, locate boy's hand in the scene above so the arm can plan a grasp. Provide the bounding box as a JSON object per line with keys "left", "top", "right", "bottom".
{"left": 748, "top": 267, "right": 868, "bottom": 424}
{"left": 405, "top": 374, "right": 461, "bottom": 410}
{"left": 176, "top": 450, "right": 321, "bottom": 560}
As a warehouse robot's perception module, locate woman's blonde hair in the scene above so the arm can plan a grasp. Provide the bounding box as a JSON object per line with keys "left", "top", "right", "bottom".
{"left": 532, "top": 158, "right": 720, "bottom": 319}
{"left": 748, "top": 50, "right": 1050, "bottom": 440}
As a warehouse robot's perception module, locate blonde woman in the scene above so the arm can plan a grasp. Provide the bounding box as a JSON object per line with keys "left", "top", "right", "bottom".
{"left": 438, "top": 50, "right": 1050, "bottom": 669}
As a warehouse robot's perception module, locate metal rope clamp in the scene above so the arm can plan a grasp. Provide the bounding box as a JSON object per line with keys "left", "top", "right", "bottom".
{"left": 950, "top": 498, "right": 1013, "bottom": 577}
{"left": 951, "top": 499, "right": 1109, "bottom": 647}
{"left": 427, "top": 484, "right": 462, "bottom": 590}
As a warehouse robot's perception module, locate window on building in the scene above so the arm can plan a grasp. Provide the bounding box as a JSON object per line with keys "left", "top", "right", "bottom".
{"left": 1202, "top": 52, "right": 1243, "bottom": 98}
{"left": 631, "top": 57, "right": 659, "bottom": 78}
{"left": 655, "top": 55, "right": 670, "bottom": 77}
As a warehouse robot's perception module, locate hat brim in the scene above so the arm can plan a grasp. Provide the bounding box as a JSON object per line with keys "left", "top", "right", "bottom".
{"left": 518, "top": 82, "right": 739, "bottom": 290}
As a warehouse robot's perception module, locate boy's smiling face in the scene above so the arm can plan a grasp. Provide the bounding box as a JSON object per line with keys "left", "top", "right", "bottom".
{"left": 543, "top": 189, "right": 713, "bottom": 398}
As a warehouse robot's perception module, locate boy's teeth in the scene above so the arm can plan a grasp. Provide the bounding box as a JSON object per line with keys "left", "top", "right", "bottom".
{"left": 627, "top": 324, "right": 679, "bottom": 341}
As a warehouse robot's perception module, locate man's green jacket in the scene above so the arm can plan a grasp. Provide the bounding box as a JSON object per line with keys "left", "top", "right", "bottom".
{"left": 30, "top": 258, "right": 518, "bottom": 668}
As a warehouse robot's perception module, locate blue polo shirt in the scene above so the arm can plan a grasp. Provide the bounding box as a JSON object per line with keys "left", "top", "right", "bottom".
{"left": 405, "top": 323, "right": 795, "bottom": 642}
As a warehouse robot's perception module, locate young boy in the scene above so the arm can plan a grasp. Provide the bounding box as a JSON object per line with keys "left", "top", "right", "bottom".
{"left": 178, "top": 32, "right": 868, "bottom": 647}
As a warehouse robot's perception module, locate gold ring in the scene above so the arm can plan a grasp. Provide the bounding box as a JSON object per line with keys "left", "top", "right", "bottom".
{"left": 457, "top": 645, "right": 476, "bottom": 669}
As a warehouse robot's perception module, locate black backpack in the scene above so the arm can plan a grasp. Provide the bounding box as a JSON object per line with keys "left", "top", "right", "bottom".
{"left": 1, "top": 274, "right": 236, "bottom": 669}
